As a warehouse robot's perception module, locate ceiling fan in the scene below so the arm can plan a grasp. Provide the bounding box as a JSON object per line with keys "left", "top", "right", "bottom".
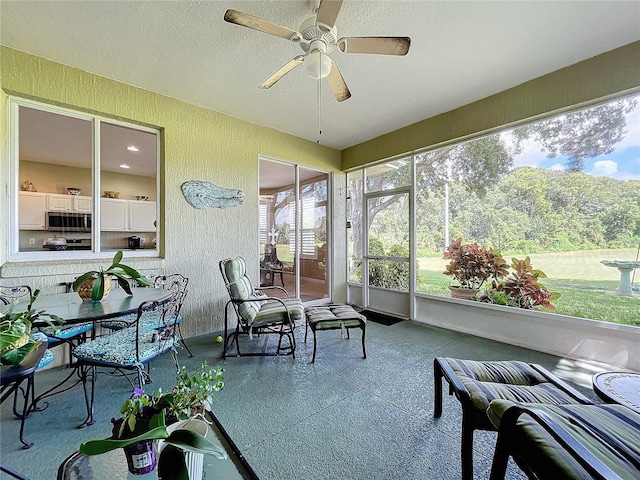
{"left": 224, "top": 0, "right": 411, "bottom": 102}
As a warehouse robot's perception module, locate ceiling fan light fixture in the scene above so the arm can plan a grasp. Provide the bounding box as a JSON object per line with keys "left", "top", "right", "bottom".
{"left": 303, "top": 50, "right": 332, "bottom": 79}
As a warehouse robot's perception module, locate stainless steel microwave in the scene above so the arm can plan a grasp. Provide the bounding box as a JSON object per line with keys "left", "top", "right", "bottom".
{"left": 46, "top": 211, "right": 92, "bottom": 232}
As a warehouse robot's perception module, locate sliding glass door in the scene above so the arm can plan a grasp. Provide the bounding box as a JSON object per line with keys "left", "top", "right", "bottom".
{"left": 259, "top": 158, "right": 330, "bottom": 304}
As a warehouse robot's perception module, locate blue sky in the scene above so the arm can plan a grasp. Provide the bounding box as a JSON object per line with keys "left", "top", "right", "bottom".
{"left": 511, "top": 94, "right": 640, "bottom": 181}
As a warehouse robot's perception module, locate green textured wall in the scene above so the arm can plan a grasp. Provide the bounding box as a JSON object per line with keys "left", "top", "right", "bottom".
{"left": 342, "top": 41, "right": 640, "bottom": 170}
{"left": 0, "top": 46, "right": 342, "bottom": 334}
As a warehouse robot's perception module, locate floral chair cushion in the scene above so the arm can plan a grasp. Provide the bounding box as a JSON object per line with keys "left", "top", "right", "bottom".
{"left": 72, "top": 327, "right": 176, "bottom": 368}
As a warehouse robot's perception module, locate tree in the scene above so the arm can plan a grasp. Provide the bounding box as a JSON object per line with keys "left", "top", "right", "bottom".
{"left": 415, "top": 135, "right": 515, "bottom": 197}
{"left": 511, "top": 98, "right": 637, "bottom": 171}
{"left": 348, "top": 97, "right": 638, "bottom": 272}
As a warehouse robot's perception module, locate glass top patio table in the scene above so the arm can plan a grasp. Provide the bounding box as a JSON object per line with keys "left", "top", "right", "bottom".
{"left": 57, "top": 411, "right": 258, "bottom": 480}
{"left": 8, "top": 288, "right": 172, "bottom": 325}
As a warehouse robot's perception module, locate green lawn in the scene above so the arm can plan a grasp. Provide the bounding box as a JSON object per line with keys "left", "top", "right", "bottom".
{"left": 418, "top": 248, "right": 640, "bottom": 326}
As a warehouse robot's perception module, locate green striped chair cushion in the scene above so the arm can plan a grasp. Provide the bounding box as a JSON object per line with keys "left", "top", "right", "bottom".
{"left": 72, "top": 327, "right": 176, "bottom": 368}
{"left": 488, "top": 400, "right": 640, "bottom": 479}
{"left": 442, "top": 358, "right": 584, "bottom": 426}
{"left": 221, "top": 256, "right": 303, "bottom": 329}
{"left": 253, "top": 298, "right": 304, "bottom": 327}
{"left": 222, "top": 257, "right": 264, "bottom": 325}
{"left": 306, "top": 305, "right": 366, "bottom": 330}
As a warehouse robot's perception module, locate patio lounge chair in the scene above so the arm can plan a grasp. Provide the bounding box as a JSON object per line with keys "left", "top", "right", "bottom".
{"left": 219, "top": 256, "right": 303, "bottom": 358}
{"left": 433, "top": 357, "right": 593, "bottom": 480}
{"left": 487, "top": 399, "right": 640, "bottom": 479}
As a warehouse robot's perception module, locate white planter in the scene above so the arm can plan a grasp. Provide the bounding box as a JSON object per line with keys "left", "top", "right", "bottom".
{"left": 159, "top": 418, "right": 208, "bottom": 480}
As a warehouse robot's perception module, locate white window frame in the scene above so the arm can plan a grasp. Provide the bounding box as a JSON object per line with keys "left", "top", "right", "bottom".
{"left": 6, "top": 97, "right": 160, "bottom": 261}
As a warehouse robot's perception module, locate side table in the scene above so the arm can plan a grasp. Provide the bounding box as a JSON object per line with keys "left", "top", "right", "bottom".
{"left": 57, "top": 411, "right": 259, "bottom": 479}
{"left": 1, "top": 342, "right": 48, "bottom": 449}
{"left": 592, "top": 371, "right": 640, "bottom": 414}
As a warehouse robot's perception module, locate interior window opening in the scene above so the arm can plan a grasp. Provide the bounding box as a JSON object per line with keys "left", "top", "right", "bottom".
{"left": 10, "top": 99, "right": 160, "bottom": 261}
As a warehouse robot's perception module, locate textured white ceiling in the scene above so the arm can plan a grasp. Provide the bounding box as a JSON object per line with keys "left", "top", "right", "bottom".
{"left": 1, "top": 1, "right": 639, "bottom": 150}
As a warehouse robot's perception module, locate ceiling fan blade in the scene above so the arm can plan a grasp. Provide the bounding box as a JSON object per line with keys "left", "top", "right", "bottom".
{"left": 338, "top": 36, "right": 411, "bottom": 56}
{"left": 259, "top": 56, "right": 305, "bottom": 89}
{"left": 316, "top": 0, "right": 343, "bottom": 31}
{"left": 224, "top": 9, "right": 301, "bottom": 42}
{"left": 326, "top": 61, "right": 351, "bottom": 102}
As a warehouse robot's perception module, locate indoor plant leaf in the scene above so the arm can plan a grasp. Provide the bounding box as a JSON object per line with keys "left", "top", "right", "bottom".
{"left": 163, "top": 429, "right": 228, "bottom": 458}
{"left": 72, "top": 271, "right": 97, "bottom": 291}
{"left": 112, "top": 273, "right": 134, "bottom": 295}
{"left": 112, "top": 250, "right": 123, "bottom": 266}
{"left": 79, "top": 425, "right": 168, "bottom": 455}
{"left": 157, "top": 444, "right": 189, "bottom": 480}
{"left": 1, "top": 340, "right": 38, "bottom": 365}
{"left": 91, "top": 274, "right": 105, "bottom": 301}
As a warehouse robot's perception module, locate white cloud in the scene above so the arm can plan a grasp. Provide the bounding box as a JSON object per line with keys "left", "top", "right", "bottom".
{"left": 590, "top": 160, "right": 618, "bottom": 176}
{"left": 548, "top": 163, "right": 564, "bottom": 171}
{"left": 511, "top": 138, "right": 546, "bottom": 168}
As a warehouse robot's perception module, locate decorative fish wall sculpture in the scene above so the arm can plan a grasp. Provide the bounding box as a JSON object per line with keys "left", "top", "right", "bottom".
{"left": 181, "top": 180, "right": 244, "bottom": 209}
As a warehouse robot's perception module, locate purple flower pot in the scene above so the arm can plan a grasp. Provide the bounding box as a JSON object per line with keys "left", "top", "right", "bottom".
{"left": 123, "top": 440, "right": 157, "bottom": 475}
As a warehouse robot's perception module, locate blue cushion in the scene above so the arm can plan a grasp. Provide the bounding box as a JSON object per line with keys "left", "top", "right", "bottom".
{"left": 37, "top": 349, "right": 55, "bottom": 369}
{"left": 72, "top": 327, "right": 176, "bottom": 368}
{"left": 101, "top": 312, "right": 182, "bottom": 330}
{"left": 40, "top": 323, "right": 92, "bottom": 340}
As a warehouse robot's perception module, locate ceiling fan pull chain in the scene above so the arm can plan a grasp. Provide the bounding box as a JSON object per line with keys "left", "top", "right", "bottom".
{"left": 317, "top": 75, "right": 322, "bottom": 144}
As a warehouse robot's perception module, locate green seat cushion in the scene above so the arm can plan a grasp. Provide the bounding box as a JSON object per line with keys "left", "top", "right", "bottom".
{"left": 441, "top": 358, "right": 584, "bottom": 428}
{"left": 222, "top": 256, "right": 304, "bottom": 330}
{"left": 488, "top": 400, "right": 640, "bottom": 479}
{"left": 306, "top": 305, "right": 366, "bottom": 330}
{"left": 253, "top": 298, "right": 304, "bottom": 327}
{"left": 442, "top": 358, "right": 548, "bottom": 385}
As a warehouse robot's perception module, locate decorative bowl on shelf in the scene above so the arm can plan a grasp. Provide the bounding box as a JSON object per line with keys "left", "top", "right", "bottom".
{"left": 104, "top": 191, "right": 120, "bottom": 198}
{"left": 135, "top": 195, "right": 149, "bottom": 201}
{"left": 67, "top": 187, "right": 81, "bottom": 195}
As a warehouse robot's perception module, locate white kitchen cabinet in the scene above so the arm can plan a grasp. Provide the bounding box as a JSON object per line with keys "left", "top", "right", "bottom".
{"left": 129, "top": 201, "right": 156, "bottom": 232}
{"left": 73, "top": 196, "right": 92, "bottom": 213}
{"left": 47, "top": 194, "right": 92, "bottom": 213}
{"left": 19, "top": 191, "right": 47, "bottom": 230}
{"left": 47, "top": 194, "right": 72, "bottom": 211}
{"left": 100, "top": 198, "right": 128, "bottom": 231}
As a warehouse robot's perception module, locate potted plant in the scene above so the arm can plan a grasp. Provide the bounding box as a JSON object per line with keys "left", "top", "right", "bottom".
{"left": 159, "top": 362, "right": 224, "bottom": 421}
{"left": 79, "top": 364, "right": 227, "bottom": 478}
{"left": 1, "top": 289, "right": 63, "bottom": 366}
{"left": 478, "top": 256, "right": 560, "bottom": 310}
{"left": 72, "top": 250, "right": 151, "bottom": 301}
{"left": 443, "top": 237, "right": 509, "bottom": 299}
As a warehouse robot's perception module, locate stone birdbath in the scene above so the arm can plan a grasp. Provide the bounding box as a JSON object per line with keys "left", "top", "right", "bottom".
{"left": 600, "top": 260, "right": 640, "bottom": 296}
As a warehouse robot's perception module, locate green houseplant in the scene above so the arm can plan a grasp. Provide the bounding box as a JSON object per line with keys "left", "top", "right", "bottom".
{"left": 443, "top": 238, "right": 509, "bottom": 299}
{"left": 478, "top": 256, "right": 560, "bottom": 311}
{"left": 0, "top": 289, "right": 63, "bottom": 365}
{"left": 159, "top": 363, "right": 224, "bottom": 421}
{"left": 72, "top": 250, "right": 150, "bottom": 301}
{"left": 79, "top": 364, "right": 226, "bottom": 478}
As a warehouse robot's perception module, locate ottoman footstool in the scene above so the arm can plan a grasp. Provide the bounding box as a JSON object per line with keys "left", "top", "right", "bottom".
{"left": 305, "top": 304, "right": 366, "bottom": 363}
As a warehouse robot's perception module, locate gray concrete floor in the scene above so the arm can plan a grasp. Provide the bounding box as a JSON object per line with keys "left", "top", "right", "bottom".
{"left": 1, "top": 319, "right": 600, "bottom": 480}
